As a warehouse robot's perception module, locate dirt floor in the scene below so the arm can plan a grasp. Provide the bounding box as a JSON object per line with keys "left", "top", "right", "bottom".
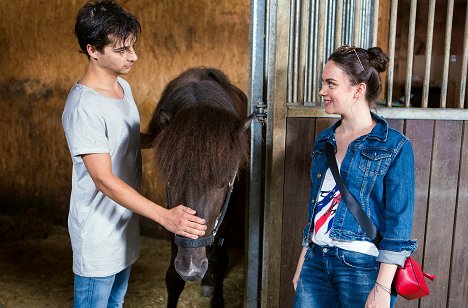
{"left": 0, "top": 210, "right": 244, "bottom": 308}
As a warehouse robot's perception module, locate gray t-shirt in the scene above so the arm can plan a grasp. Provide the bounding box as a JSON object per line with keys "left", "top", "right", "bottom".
{"left": 62, "top": 77, "right": 141, "bottom": 277}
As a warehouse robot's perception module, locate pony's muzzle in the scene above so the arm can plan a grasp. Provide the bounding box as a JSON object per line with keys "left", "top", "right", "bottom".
{"left": 174, "top": 253, "right": 208, "bottom": 281}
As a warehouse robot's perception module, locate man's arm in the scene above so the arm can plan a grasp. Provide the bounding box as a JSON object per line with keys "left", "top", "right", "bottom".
{"left": 82, "top": 153, "right": 206, "bottom": 238}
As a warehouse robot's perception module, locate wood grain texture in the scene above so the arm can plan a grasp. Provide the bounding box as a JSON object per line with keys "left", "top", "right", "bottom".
{"left": 396, "top": 119, "right": 434, "bottom": 308}
{"left": 448, "top": 121, "right": 468, "bottom": 307}
{"left": 280, "top": 118, "right": 316, "bottom": 308}
{"left": 420, "top": 121, "right": 462, "bottom": 308}
{"left": 403, "top": 120, "right": 434, "bottom": 262}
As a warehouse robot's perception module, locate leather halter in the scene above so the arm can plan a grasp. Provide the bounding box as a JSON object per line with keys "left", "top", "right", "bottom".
{"left": 166, "top": 172, "right": 237, "bottom": 248}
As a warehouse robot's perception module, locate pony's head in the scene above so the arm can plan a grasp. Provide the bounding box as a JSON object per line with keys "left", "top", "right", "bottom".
{"left": 149, "top": 67, "right": 250, "bottom": 281}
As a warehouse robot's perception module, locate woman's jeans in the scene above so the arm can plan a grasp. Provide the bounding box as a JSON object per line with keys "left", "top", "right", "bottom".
{"left": 294, "top": 244, "right": 397, "bottom": 308}
{"left": 74, "top": 266, "right": 132, "bottom": 308}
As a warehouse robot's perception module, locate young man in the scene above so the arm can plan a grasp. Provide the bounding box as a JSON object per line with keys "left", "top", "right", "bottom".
{"left": 62, "top": 1, "right": 206, "bottom": 306}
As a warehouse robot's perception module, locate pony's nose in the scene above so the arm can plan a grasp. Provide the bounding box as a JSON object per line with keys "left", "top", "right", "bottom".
{"left": 174, "top": 257, "right": 208, "bottom": 281}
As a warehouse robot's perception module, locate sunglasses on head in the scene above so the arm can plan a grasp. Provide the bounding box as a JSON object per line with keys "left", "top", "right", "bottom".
{"left": 335, "top": 45, "right": 364, "bottom": 73}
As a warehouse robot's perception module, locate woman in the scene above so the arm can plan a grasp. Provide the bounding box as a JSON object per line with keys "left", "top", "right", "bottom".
{"left": 293, "top": 46, "right": 417, "bottom": 308}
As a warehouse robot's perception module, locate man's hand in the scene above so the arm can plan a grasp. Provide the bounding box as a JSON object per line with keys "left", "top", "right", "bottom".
{"left": 159, "top": 205, "right": 207, "bottom": 239}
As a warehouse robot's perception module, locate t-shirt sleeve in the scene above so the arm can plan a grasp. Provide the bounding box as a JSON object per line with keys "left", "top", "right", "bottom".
{"left": 63, "top": 106, "right": 110, "bottom": 157}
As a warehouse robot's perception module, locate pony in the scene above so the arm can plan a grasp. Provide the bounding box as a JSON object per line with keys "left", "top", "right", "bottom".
{"left": 148, "top": 67, "right": 251, "bottom": 308}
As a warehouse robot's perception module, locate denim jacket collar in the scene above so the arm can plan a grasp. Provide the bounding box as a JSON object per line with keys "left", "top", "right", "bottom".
{"left": 315, "top": 112, "right": 389, "bottom": 145}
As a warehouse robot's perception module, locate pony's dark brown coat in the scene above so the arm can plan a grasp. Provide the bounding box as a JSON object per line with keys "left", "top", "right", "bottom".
{"left": 150, "top": 67, "right": 249, "bottom": 205}
{"left": 153, "top": 104, "right": 248, "bottom": 203}
{"left": 148, "top": 67, "right": 250, "bottom": 307}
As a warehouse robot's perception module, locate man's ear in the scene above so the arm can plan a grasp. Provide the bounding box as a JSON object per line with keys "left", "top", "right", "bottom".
{"left": 86, "top": 44, "right": 99, "bottom": 60}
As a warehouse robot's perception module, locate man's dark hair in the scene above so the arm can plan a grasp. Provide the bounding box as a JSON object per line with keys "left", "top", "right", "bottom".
{"left": 75, "top": 0, "right": 141, "bottom": 58}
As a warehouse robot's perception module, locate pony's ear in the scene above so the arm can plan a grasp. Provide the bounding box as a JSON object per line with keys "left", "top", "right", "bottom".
{"left": 159, "top": 110, "right": 172, "bottom": 128}
{"left": 241, "top": 113, "right": 257, "bottom": 132}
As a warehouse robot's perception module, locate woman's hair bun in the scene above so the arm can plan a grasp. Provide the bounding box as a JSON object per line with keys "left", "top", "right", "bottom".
{"left": 367, "top": 47, "right": 389, "bottom": 73}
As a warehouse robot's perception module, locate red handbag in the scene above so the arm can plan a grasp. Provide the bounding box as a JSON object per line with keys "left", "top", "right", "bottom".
{"left": 393, "top": 256, "right": 436, "bottom": 300}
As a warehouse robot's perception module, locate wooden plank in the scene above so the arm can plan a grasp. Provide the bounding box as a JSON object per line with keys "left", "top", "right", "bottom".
{"left": 395, "top": 120, "right": 434, "bottom": 308}
{"left": 420, "top": 121, "right": 462, "bottom": 308}
{"left": 403, "top": 120, "right": 434, "bottom": 261}
{"left": 315, "top": 118, "right": 338, "bottom": 138}
{"left": 386, "top": 118, "right": 404, "bottom": 132}
{"left": 280, "top": 118, "right": 316, "bottom": 308}
{"left": 262, "top": 0, "right": 291, "bottom": 305}
{"left": 378, "top": 0, "right": 391, "bottom": 101}
{"left": 448, "top": 121, "right": 468, "bottom": 306}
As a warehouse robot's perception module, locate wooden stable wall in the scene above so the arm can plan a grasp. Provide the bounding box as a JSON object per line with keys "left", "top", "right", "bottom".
{"left": 0, "top": 1, "right": 249, "bottom": 228}
{"left": 280, "top": 117, "right": 468, "bottom": 308}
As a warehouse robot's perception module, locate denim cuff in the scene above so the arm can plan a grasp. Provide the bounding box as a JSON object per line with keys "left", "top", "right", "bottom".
{"left": 379, "top": 238, "right": 418, "bottom": 252}
{"left": 377, "top": 249, "right": 411, "bottom": 267}
{"left": 301, "top": 222, "right": 312, "bottom": 247}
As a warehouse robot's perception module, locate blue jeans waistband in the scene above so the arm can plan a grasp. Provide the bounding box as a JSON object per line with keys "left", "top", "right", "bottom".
{"left": 308, "top": 242, "right": 336, "bottom": 254}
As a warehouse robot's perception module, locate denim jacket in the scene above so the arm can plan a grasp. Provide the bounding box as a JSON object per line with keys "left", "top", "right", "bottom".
{"left": 302, "top": 112, "right": 417, "bottom": 266}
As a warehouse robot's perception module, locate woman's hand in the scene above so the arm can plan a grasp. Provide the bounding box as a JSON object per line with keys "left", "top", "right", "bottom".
{"left": 292, "top": 270, "right": 300, "bottom": 291}
{"left": 292, "top": 247, "right": 307, "bottom": 291}
{"left": 365, "top": 283, "right": 391, "bottom": 308}
{"left": 365, "top": 262, "right": 397, "bottom": 307}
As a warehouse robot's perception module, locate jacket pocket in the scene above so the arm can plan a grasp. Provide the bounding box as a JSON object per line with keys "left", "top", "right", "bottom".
{"left": 358, "top": 148, "right": 392, "bottom": 176}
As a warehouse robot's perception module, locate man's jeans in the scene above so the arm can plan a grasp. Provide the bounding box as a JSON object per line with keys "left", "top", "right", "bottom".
{"left": 74, "top": 266, "right": 131, "bottom": 308}
{"left": 294, "top": 244, "right": 397, "bottom": 308}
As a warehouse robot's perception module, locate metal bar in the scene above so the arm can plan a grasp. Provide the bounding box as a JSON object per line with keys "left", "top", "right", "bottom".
{"left": 362, "top": 0, "right": 369, "bottom": 47}
{"left": 386, "top": 0, "right": 398, "bottom": 107}
{"left": 345, "top": 0, "right": 352, "bottom": 44}
{"left": 306, "top": 0, "right": 317, "bottom": 105}
{"left": 335, "top": 0, "right": 343, "bottom": 48}
{"left": 299, "top": 0, "right": 311, "bottom": 104}
{"left": 287, "top": 0, "right": 295, "bottom": 104}
{"left": 310, "top": 0, "right": 320, "bottom": 106}
{"left": 440, "top": 0, "right": 454, "bottom": 108}
{"left": 292, "top": 0, "right": 301, "bottom": 103}
{"left": 315, "top": 0, "right": 326, "bottom": 105}
{"left": 304, "top": 1, "right": 312, "bottom": 104}
{"left": 422, "top": 0, "right": 436, "bottom": 108}
{"left": 404, "top": 0, "right": 417, "bottom": 107}
{"left": 460, "top": 1, "right": 468, "bottom": 108}
{"left": 366, "top": 0, "right": 373, "bottom": 47}
{"left": 327, "top": 1, "right": 335, "bottom": 55}
{"left": 361, "top": 0, "right": 367, "bottom": 47}
{"left": 287, "top": 106, "right": 468, "bottom": 120}
{"left": 246, "top": 0, "right": 266, "bottom": 306}
{"left": 353, "top": 0, "right": 362, "bottom": 46}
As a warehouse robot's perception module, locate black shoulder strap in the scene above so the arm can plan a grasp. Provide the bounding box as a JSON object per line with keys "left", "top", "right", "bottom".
{"left": 325, "top": 142, "right": 381, "bottom": 246}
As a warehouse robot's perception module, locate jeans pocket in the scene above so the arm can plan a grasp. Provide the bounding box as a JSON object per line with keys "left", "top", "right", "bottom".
{"left": 337, "top": 249, "right": 378, "bottom": 271}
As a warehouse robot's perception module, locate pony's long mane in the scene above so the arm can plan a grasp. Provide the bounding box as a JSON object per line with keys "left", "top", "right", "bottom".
{"left": 151, "top": 68, "right": 249, "bottom": 201}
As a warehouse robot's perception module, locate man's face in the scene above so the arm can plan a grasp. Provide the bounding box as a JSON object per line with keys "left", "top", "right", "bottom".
{"left": 95, "top": 36, "right": 138, "bottom": 76}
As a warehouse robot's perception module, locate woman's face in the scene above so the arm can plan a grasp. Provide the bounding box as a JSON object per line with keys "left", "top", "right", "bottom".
{"left": 319, "top": 61, "right": 357, "bottom": 115}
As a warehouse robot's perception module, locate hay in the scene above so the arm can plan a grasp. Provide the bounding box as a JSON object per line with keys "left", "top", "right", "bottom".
{"left": 0, "top": 212, "right": 244, "bottom": 307}
{"left": 0, "top": 0, "right": 249, "bottom": 225}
